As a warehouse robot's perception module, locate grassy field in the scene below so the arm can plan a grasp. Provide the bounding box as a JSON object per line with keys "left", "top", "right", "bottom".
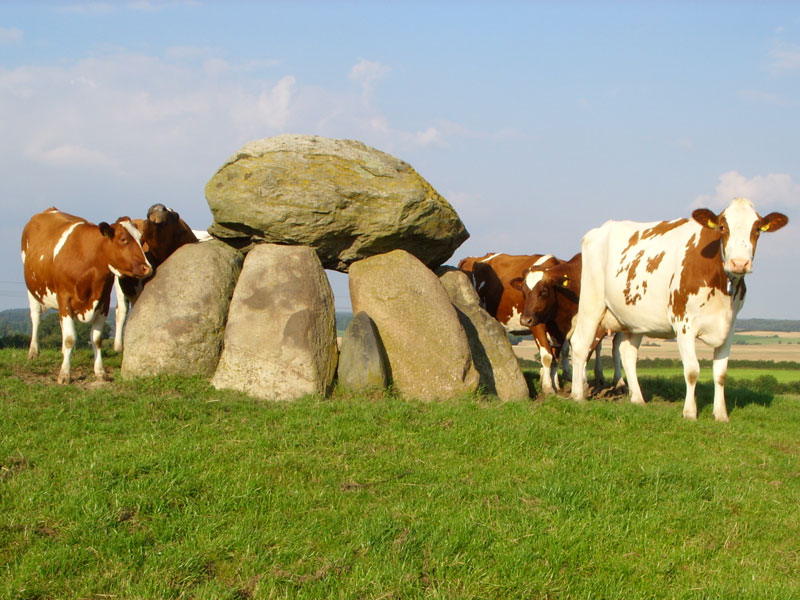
{"left": 2, "top": 348, "right": 800, "bottom": 599}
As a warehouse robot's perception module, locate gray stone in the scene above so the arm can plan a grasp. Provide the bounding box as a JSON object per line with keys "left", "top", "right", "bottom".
{"left": 437, "top": 267, "right": 530, "bottom": 400}
{"left": 211, "top": 244, "right": 338, "bottom": 401}
{"left": 121, "top": 240, "right": 243, "bottom": 378}
{"left": 337, "top": 311, "right": 389, "bottom": 393}
{"left": 349, "top": 250, "right": 479, "bottom": 401}
{"left": 205, "top": 134, "right": 469, "bottom": 270}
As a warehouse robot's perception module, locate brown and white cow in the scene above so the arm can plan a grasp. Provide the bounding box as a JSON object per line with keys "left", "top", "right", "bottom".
{"left": 21, "top": 207, "right": 152, "bottom": 383}
{"left": 113, "top": 203, "right": 200, "bottom": 351}
{"left": 457, "top": 252, "right": 568, "bottom": 394}
{"left": 511, "top": 252, "right": 625, "bottom": 391}
{"left": 570, "top": 198, "right": 788, "bottom": 421}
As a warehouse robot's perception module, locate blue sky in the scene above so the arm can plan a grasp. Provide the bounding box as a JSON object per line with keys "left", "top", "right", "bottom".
{"left": 1, "top": 1, "right": 799, "bottom": 319}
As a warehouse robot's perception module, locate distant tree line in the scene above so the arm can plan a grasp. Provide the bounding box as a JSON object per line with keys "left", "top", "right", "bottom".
{"left": 735, "top": 319, "right": 800, "bottom": 332}
{"left": 0, "top": 309, "right": 110, "bottom": 349}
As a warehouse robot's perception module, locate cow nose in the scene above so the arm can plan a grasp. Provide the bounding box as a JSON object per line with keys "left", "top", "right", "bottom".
{"left": 729, "top": 258, "right": 751, "bottom": 274}
{"left": 520, "top": 315, "right": 533, "bottom": 327}
{"left": 138, "top": 264, "right": 152, "bottom": 278}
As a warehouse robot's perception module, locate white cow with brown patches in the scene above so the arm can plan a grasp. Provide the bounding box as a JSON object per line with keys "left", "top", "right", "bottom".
{"left": 570, "top": 198, "right": 788, "bottom": 421}
{"left": 21, "top": 207, "right": 152, "bottom": 384}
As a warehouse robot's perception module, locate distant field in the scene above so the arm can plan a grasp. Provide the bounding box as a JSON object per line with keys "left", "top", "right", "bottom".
{"left": 514, "top": 332, "right": 800, "bottom": 364}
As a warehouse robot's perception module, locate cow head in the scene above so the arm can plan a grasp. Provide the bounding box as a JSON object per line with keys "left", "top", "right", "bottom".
{"left": 511, "top": 268, "right": 569, "bottom": 328}
{"left": 138, "top": 203, "right": 198, "bottom": 268}
{"left": 99, "top": 217, "right": 152, "bottom": 279}
{"left": 692, "top": 198, "right": 788, "bottom": 278}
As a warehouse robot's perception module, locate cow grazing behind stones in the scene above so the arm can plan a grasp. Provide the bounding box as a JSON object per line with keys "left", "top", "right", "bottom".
{"left": 21, "top": 207, "right": 151, "bottom": 384}
{"left": 457, "top": 252, "right": 569, "bottom": 395}
{"left": 114, "top": 203, "right": 199, "bottom": 351}
{"left": 570, "top": 198, "right": 788, "bottom": 421}
{"left": 510, "top": 252, "right": 625, "bottom": 392}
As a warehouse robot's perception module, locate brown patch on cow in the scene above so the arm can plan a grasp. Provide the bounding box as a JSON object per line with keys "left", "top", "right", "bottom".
{"left": 641, "top": 219, "right": 689, "bottom": 240}
{"left": 646, "top": 251, "right": 665, "bottom": 273}
{"left": 621, "top": 231, "right": 640, "bottom": 261}
{"left": 622, "top": 250, "right": 645, "bottom": 305}
{"left": 670, "top": 228, "right": 729, "bottom": 321}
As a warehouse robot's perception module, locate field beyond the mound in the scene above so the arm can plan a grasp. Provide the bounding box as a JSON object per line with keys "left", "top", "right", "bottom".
{"left": 2, "top": 347, "right": 800, "bottom": 599}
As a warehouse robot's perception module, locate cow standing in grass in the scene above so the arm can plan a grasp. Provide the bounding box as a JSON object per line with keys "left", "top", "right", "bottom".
{"left": 570, "top": 198, "right": 788, "bottom": 421}
{"left": 458, "top": 252, "right": 571, "bottom": 394}
{"left": 21, "top": 207, "right": 152, "bottom": 383}
{"left": 511, "top": 252, "right": 625, "bottom": 392}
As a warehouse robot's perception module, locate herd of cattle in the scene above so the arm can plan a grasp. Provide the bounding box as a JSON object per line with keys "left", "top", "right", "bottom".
{"left": 20, "top": 198, "right": 788, "bottom": 421}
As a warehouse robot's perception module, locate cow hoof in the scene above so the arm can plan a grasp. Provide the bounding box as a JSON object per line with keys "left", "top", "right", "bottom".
{"left": 57, "top": 373, "right": 71, "bottom": 385}
{"left": 682, "top": 411, "right": 698, "bottom": 421}
{"left": 27, "top": 350, "right": 39, "bottom": 360}
{"left": 714, "top": 413, "right": 730, "bottom": 423}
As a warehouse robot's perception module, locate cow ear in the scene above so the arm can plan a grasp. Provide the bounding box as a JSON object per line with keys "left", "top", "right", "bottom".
{"left": 510, "top": 277, "right": 524, "bottom": 291}
{"left": 692, "top": 208, "right": 719, "bottom": 230}
{"left": 99, "top": 222, "right": 114, "bottom": 239}
{"left": 759, "top": 212, "right": 789, "bottom": 233}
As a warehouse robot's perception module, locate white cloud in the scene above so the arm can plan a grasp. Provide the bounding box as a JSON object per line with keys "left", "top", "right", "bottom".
{"left": 695, "top": 171, "right": 800, "bottom": 210}
{"left": 0, "top": 27, "right": 23, "bottom": 44}
{"left": 25, "top": 142, "right": 120, "bottom": 170}
{"left": 348, "top": 58, "right": 390, "bottom": 106}
{"left": 770, "top": 43, "right": 800, "bottom": 74}
{"left": 256, "top": 75, "right": 296, "bottom": 131}
{"left": 57, "top": 3, "right": 114, "bottom": 15}
{"left": 737, "top": 89, "right": 793, "bottom": 107}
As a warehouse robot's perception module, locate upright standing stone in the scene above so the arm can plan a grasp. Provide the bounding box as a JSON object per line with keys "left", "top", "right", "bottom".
{"left": 211, "top": 244, "right": 338, "bottom": 401}
{"left": 121, "top": 240, "right": 243, "bottom": 378}
{"left": 349, "top": 250, "right": 479, "bottom": 401}
{"left": 437, "top": 267, "right": 530, "bottom": 400}
{"left": 337, "top": 311, "right": 389, "bottom": 393}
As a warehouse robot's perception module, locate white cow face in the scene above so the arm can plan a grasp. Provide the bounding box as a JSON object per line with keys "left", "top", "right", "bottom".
{"left": 692, "top": 198, "right": 788, "bottom": 278}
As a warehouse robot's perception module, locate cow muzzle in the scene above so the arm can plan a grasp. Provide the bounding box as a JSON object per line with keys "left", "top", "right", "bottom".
{"left": 727, "top": 258, "right": 752, "bottom": 275}
{"left": 134, "top": 263, "right": 152, "bottom": 278}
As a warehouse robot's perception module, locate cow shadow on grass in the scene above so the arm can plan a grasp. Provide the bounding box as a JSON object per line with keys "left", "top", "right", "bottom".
{"left": 638, "top": 376, "right": 776, "bottom": 415}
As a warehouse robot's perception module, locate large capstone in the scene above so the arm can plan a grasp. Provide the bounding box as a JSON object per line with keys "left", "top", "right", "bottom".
{"left": 349, "top": 250, "right": 479, "bottom": 401}
{"left": 211, "top": 244, "right": 338, "bottom": 401}
{"left": 205, "top": 134, "right": 469, "bottom": 270}
{"left": 121, "top": 240, "right": 243, "bottom": 378}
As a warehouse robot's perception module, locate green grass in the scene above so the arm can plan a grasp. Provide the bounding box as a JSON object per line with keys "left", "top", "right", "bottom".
{"left": 2, "top": 348, "right": 800, "bottom": 598}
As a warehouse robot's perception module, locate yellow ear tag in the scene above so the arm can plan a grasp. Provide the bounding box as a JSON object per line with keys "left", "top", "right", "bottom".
{"left": 760, "top": 223, "right": 770, "bottom": 231}
{"left": 562, "top": 278, "right": 570, "bottom": 287}
{"left": 707, "top": 220, "right": 717, "bottom": 229}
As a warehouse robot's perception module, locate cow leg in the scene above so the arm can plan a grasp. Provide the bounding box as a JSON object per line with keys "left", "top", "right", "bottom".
{"left": 539, "top": 346, "right": 557, "bottom": 396}
{"left": 711, "top": 342, "right": 733, "bottom": 423}
{"left": 570, "top": 309, "right": 605, "bottom": 401}
{"left": 57, "top": 314, "right": 76, "bottom": 384}
{"left": 27, "top": 291, "right": 43, "bottom": 360}
{"left": 620, "top": 334, "right": 644, "bottom": 405}
{"left": 113, "top": 278, "right": 127, "bottom": 352}
{"left": 531, "top": 325, "right": 557, "bottom": 395}
{"left": 90, "top": 311, "right": 109, "bottom": 382}
{"left": 611, "top": 332, "right": 626, "bottom": 391}
{"left": 676, "top": 333, "right": 700, "bottom": 420}
{"left": 592, "top": 339, "right": 604, "bottom": 386}
{"left": 559, "top": 339, "right": 572, "bottom": 382}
